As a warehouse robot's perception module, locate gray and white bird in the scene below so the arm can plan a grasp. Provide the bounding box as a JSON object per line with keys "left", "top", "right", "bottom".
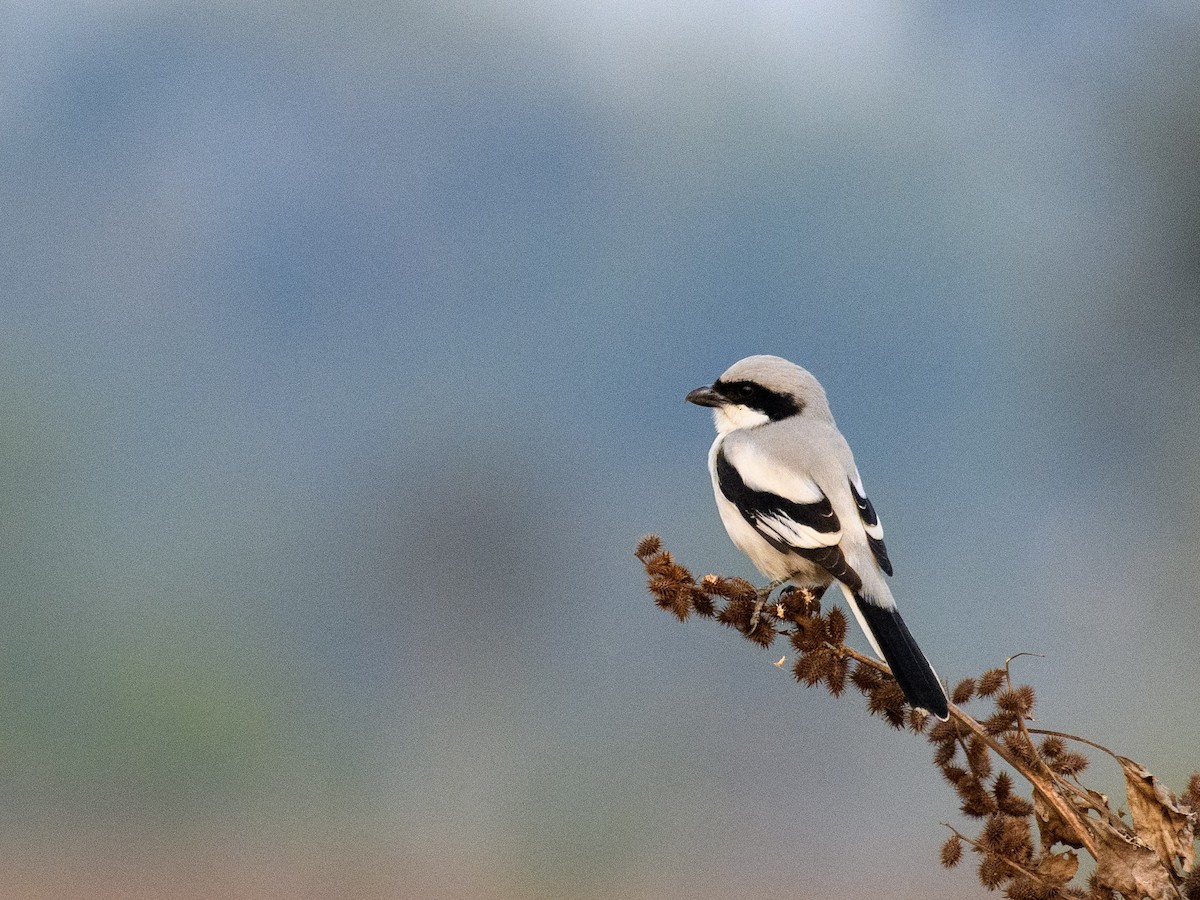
{"left": 687, "top": 355, "right": 949, "bottom": 719}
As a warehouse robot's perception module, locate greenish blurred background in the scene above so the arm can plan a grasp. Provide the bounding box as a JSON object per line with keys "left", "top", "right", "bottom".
{"left": 3, "top": 2, "right": 1199, "bottom": 897}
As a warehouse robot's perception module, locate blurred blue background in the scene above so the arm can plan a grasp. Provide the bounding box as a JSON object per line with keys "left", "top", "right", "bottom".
{"left": 3, "top": 2, "right": 1199, "bottom": 897}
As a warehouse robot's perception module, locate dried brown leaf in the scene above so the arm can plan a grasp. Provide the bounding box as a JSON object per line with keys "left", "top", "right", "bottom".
{"left": 1034, "top": 792, "right": 1086, "bottom": 852}
{"left": 1035, "top": 849, "right": 1079, "bottom": 885}
{"left": 1092, "top": 817, "right": 1181, "bottom": 900}
{"left": 1118, "top": 755, "right": 1196, "bottom": 876}
{"left": 1079, "top": 788, "right": 1109, "bottom": 816}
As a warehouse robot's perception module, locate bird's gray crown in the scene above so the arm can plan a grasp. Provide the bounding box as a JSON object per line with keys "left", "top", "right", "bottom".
{"left": 713, "top": 355, "right": 832, "bottom": 422}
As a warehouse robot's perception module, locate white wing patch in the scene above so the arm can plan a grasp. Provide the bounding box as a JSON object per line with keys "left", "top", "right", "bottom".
{"left": 755, "top": 509, "right": 841, "bottom": 549}
{"left": 726, "top": 440, "right": 825, "bottom": 505}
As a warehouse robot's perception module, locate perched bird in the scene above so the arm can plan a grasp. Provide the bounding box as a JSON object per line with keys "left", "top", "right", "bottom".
{"left": 687, "top": 355, "right": 949, "bottom": 719}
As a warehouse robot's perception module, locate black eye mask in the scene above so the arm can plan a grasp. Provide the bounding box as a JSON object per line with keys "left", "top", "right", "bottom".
{"left": 713, "top": 379, "right": 803, "bottom": 421}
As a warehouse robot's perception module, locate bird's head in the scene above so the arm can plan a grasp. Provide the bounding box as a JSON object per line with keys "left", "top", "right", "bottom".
{"left": 686, "top": 355, "right": 831, "bottom": 435}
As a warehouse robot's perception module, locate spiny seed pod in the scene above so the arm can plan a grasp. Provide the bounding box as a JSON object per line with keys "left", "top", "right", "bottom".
{"left": 940, "top": 835, "right": 963, "bottom": 868}
{"left": 977, "top": 668, "right": 1006, "bottom": 697}
{"left": 952, "top": 677, "right": 977, "bottom": 705}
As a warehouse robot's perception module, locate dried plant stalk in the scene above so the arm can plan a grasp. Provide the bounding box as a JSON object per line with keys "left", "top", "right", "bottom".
{"left": 637, "top": 536, "right": 1199, "bottom": 899}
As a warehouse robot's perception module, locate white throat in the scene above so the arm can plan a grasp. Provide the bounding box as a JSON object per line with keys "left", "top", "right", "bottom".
{"left": 713, "top": 405, "right": 770, "bottom": 435}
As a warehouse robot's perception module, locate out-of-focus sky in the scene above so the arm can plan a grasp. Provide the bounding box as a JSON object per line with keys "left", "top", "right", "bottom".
{"left": 2, "top": 2, "right": 1199, "bottom": 897}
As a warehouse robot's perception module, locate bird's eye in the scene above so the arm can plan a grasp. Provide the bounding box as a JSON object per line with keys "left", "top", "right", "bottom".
{"left": 713, "top": 380, "right": 761, "bottom": 405}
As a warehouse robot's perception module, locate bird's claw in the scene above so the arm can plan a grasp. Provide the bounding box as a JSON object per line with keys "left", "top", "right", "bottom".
{"left": 756, "top": 577, "right": 791, "bottom": 602}
{"left": 746, "top": 598, "right": 766, "bottom": 634}
{"left": 747, "top": 579, "right": 794, "bottom": 633}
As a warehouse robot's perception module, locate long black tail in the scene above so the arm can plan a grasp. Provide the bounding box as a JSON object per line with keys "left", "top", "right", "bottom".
{"left": 854, "top": 597, "right": 949, "bottom": 720}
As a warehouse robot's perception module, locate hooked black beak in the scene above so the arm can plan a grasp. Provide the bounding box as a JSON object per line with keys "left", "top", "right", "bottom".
{"left": 686, "top": 385, "right": 724, "bottom": 408}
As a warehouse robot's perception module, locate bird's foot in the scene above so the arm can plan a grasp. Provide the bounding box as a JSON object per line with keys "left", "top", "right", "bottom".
{"left": 746, "top": 598, "right": 766, "bottom": 634}
{"left": 747, "top": 579, "right": 792, "bottom": 633}
{"left": 756, "top": 577, "right": 791, "bottom": 602}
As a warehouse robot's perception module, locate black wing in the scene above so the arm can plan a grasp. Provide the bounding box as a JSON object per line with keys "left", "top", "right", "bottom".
{"left": 715, "top": 448, "right": 862, "bottom": 591}
{"left": 849, "top": 478, "right": 892, "bottom": 576}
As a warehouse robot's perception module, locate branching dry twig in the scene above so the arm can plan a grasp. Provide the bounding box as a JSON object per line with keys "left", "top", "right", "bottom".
{"left": 636, "top": 535, "right": 1200, "bottom": 900}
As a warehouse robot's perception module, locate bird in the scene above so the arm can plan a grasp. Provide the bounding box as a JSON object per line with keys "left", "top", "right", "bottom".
{"left": 686, "top": 354, "right": 949, "bottom": 719}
